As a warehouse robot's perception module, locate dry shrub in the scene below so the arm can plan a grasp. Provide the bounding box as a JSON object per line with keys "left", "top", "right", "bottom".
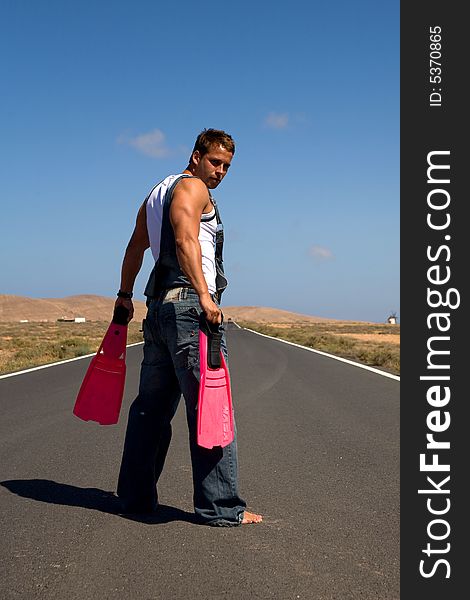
{"left": 239, "top": 321, "right": 399, "bottom": 375}
{"left": 0, "top": 321, "right": 144, "bottom": 375}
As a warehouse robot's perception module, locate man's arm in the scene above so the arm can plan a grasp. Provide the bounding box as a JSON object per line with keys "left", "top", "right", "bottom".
{"left": 114, "top": 200, "right": 150, "bottom": 322}
{"left": 170, "top": 178, "right": 221, "bottom": 324}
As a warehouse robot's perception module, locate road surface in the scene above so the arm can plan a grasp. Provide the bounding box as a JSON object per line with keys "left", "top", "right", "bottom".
{"left": 0, "top": 324, "right": 399, "bottom": 599}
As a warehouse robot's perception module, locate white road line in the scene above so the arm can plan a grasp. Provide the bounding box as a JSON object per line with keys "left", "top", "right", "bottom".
{"left": 242, "top": 327, "right": 400, "bottom": 381}
{"left": 0, "top": 342, "right": 144, "bottom": 380}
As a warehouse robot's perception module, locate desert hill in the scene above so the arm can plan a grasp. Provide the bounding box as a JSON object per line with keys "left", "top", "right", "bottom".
{"left": 0, "top": 294, "right": 337, "bottom": 324}
{"left": 0, "top": 294, "right": 148, "bottom": 323}
{"left": 222, "top": 306, "right": 338, "bottom": 324}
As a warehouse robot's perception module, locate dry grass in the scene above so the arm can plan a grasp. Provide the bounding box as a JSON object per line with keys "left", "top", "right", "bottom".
{"left": 238, "top": 321, "right": 400, "bottom": 375}
{"left": 1, "top": 317, "right": 400, "bottom": 377}
{"left": 0, "top": 321, "right": 144, "bottom": 375}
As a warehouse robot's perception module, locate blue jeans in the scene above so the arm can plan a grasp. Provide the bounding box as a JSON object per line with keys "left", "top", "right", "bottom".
{"left": 117, "top": 288, "right": 246, "bottom": 525}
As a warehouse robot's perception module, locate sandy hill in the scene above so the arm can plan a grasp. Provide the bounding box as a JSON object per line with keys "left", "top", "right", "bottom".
{"left": 222, "top": 306, "right": 338, "bottom": 324}
{"left": 0, "top": 294, "right": 335, "bottom": 324}
{"left": 0, "top": 294, "right": 148, "bottom": 322}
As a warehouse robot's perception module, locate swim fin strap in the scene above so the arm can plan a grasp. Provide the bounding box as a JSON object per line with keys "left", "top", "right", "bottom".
{"left": 197, "top": 316, "right": 234, "bottom": 449}
{"left": 73, "top": 305, "right": 129, "bottom": 426}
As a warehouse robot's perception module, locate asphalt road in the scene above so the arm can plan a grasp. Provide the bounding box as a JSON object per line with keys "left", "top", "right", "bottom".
{"left": 0, "top": 324, "right": 399, "bottom": 599}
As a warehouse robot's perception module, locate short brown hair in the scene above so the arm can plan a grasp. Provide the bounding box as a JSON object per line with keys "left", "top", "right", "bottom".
{"left": 191, "top": 128, "right": 235, "bottom": 157}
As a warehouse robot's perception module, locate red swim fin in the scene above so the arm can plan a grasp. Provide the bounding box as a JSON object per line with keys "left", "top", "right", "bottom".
{"left": 197, "top": 316, "right": 234, "bottom": 449}
{"left": 73, "top": 306, "right": 129, "bottom": 425}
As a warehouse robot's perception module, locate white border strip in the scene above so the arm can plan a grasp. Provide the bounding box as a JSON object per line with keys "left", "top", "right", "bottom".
{"left": 0, "top": 342, "right": 144, "bottom": 380}
{"left": 242, "top": 326, "right": 400, "bottom": 381}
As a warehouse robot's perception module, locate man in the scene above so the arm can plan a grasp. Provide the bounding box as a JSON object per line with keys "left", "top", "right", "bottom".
{"left": 114, "top": 128, "right": 262, "bottom": 526}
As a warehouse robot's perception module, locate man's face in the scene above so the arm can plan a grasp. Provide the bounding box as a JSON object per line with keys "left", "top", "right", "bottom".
{"left": 191, "top": 145, "right": 233, "bottom": 189}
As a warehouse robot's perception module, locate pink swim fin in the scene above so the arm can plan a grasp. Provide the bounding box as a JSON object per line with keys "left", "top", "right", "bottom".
{"left": 197, "top": 315, "right": 234, "bottom": 449}
{"left": 73, "top": 306, "right": 129, "bottom": 425}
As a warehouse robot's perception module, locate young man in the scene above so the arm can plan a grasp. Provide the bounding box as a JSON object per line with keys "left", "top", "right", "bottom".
{"left": 114, "top": 128, "right": 262, "bottom": 526}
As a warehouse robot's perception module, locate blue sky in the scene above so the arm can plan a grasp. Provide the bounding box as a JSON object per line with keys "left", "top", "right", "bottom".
{"left": 0, "top": 0, "right": 399, "bottom": 323}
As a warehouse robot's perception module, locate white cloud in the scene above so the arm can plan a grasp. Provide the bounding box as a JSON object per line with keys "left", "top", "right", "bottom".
{"left": 309, "top": 245, "right": 334, "bottom": 261}
{"left": 118, "top": 128, "right": 171, "bottom": 158}
{"left": 264, "top": 111, "right": 289, "bottom": 129}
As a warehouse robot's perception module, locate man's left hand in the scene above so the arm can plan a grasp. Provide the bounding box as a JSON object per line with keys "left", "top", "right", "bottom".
{"left": 114, "top": 297, "right": 134, "bottom": 323}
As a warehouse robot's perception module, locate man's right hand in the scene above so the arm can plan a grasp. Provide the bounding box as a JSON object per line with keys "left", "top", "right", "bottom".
{"left": 114, "top": 297, "right": 134, "bottom": 323}
{"left": 199, "top": 293, "right": 222, "bottom": 325}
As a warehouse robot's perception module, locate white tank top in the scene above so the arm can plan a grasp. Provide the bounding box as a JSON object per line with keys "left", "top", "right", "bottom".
{"left": 146, "top": 174, "right": 217, "bottom": 294}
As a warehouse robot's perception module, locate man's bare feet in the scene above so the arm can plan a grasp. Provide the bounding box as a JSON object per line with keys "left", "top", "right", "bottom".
{"left": 241, "top": 510, "right": 263, "bottom": 524}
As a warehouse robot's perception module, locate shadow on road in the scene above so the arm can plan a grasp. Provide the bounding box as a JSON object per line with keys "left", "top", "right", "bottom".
{"left": 0, "top": 479, "right": 199, "bottom": 525}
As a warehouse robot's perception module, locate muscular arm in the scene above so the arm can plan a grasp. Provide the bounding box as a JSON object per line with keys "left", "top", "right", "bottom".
{"left": 170, "top": 178, "right": 221, "bottom": 323}
{"left": 114, "top": 200, "right": 150, "bottom": 321}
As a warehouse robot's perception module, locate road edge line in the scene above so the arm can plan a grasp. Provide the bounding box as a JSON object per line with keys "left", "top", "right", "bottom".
{"left": 0, "top": 342, "right": 144, "bottom": 380}
{"left": 241, "top": 326, "right": 400, "bottom": 381}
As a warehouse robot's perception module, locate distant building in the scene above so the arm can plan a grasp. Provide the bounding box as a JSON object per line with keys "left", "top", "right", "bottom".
{"left": 57, "top": 316, "right": 86, "bottom": 323}
{"left": 387, "top": 315, "right": 397, "bottom": 325}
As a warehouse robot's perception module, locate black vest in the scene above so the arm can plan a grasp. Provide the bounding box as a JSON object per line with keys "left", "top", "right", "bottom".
{"left": 144, "top": 174, "right": 228, "bottom": 300}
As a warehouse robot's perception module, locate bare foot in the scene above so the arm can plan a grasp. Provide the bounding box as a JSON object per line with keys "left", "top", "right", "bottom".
{"left": 242, "top": 510, "right": 263, "bottom": 524}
